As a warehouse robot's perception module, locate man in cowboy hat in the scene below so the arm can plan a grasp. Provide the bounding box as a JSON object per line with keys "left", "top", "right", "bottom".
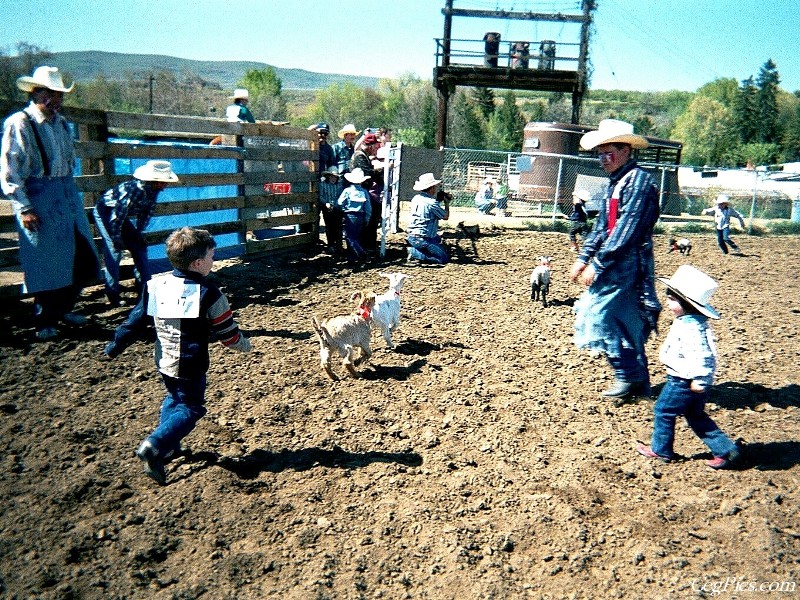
{"left": 1, "top": 66, "right": 100, "bottom": 340}
{"left": 94, "top": 160, "right": 180, "bottom": 307}
{"left": 569, "top": 119, "right": 661, "bottom": 400}
{"left": 226, "top": 88, "right": 255, "bottom": 123}
{"left": 406, "top": 172, "right": 450, "bottom": 265}
{"left": 332, "top": 123, "right": 359, "bottom": 185}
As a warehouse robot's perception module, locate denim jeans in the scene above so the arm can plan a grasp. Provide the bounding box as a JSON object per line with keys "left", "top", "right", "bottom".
{"left": 94, "top": 206, "right": 151, "bottom": 302}
{"left": 607, "top": 346, "right": 649, "bottom": 385}
{"left": 147, "top": 374, "right": 208, "bottom": 455}
{"left": 407, "top": 235, "right": 449, "bottom": 264}
{"left": 715, "top": 228, "right": 740, "bottom": 254}
{"left": 650, "top": 375, "right": 737, "bottom": 459}
{"left": 342, "top": 213, "right": 368, "bottom": 260}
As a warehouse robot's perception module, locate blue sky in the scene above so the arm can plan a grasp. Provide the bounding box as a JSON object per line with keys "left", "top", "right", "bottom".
{"left": 2, "top": 0, "right": 798, "bottom": 93}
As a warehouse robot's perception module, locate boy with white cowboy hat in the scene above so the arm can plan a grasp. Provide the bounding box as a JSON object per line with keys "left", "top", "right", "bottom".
{"left": 406, "top": 172, "right": 450, "bottom": 265}
{"left": 1, "top": 66, "right": 100, "bottom": 340}
{"left": 570, "top": 119, "right": 661, "bottom": 400}
{"left": 332, "top": 123, "right": 359, "bottom": 184}
{"left": 702, "top": 193, "right": 746, "bottom": 255}
{"left": 336, "top": 167, "right": 372, "bottom": 262}
{"left": 226, "top": 88, "right": 255, "bottom": 123}
{"left": 638, "top": 265, "right": 740, "bottom": 469}
{"left": 94, "top": 160, "right": 180, "bottom": 307}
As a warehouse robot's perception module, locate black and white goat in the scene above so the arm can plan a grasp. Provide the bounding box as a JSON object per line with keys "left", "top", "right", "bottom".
{"left": 668, "top": 237, "right": 692, "bottom": 255}
{"left": 530, "top": 256, "right": 553, "bottom": 307}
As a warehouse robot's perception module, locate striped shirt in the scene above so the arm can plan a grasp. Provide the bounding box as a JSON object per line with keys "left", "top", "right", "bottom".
{"left": 149, "top": 269, "right": 250, "bottom": 379}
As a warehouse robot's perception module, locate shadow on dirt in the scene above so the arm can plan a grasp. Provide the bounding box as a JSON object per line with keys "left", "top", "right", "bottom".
{"left": 213, "top": 446, "right": 424, "bottom": 479}
{"left": 712, "top": 382, "right": 800, "bottom": 410}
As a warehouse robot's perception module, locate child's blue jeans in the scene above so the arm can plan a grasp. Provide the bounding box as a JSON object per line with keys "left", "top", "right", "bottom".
{"left": 651, "top": 375, "right": 737, "bottom": 459}
{"left": 148, "top": 374, "right": 208, "bottom": 455}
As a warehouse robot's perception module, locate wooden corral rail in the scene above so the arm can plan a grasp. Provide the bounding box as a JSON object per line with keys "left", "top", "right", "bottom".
{"left": 0, "top": 101, "right": 318, "bottom": 298}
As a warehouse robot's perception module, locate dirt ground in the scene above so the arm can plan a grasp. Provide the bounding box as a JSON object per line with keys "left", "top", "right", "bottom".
{"left": 1, "top": 225, "right": 799, "bottom": 600}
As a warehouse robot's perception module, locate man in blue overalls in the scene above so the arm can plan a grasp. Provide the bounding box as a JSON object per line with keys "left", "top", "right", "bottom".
{"left": 0, "top": 66, "right": 99, "bottom": 340}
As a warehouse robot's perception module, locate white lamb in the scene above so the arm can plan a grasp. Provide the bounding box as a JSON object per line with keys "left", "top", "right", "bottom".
{"left": 369, "top": 272, "right": 409, "bottom": 349}
{"left": 530, "top": 256, "right": 553, "bottom": 307}
{"left": 312, "top": 293, "right": 375, "bottom": 380}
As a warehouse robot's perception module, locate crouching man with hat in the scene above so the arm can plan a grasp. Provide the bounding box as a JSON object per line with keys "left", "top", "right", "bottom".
{"left": 1, "top": 66, "right": 100, "bottom": 341}
{"left": 94, "top": 160, "right": 180, "bottom": 306}
{"left": 406, "top": 173, "right": 450, "bottom": 265}
{"left": 569, "top": 119, "right": 661, "bottom": 400}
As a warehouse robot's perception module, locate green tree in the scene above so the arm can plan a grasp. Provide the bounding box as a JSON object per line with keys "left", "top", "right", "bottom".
{"left": 471, "top": 87, "right": 496, "bottom": 121}
{"left": 781, "top": 91, "right": 800, "bottom": 162}
{"left": 0, "top": 42, "right": 53, "bottom": 102}
{"left": 696, "top": 78, "right": 738, "bottom": 107}
{"left": 448, "top": 90, "right": 484, "bottom": 148}
{"left": 671, "top": 95, "right": 736, "bottom": 166}
{"left": 239, "top": 67, "right": 287, "bottom": 121}
{"left": 304, "top": 82, "right": 387, "bottom": 133}
{"left": 755, "top": 59, "right": 780, "bottom": 144}
{"left": 486, "top": 90, "right": 525, "bottom": 151}
{"left": 733, "top": 76, "right": 758, "bottom": 144}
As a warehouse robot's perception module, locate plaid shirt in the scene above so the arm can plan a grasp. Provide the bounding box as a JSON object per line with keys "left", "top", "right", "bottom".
{"left": 95, "top": 179, "right": 160, "bottom": 247}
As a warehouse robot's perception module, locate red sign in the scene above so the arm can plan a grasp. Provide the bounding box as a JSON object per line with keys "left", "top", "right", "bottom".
{"left": 263, "top": 182, "right": 291, "bottom": 194}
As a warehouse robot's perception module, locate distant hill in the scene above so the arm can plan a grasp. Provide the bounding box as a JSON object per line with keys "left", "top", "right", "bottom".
{"left": 52, "top": 50, "right": 379, "bottom": 91}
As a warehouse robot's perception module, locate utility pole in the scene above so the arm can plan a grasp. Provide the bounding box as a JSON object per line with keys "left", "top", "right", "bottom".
{"left": 149, "top": 75, "right": 155, "bottom": 113}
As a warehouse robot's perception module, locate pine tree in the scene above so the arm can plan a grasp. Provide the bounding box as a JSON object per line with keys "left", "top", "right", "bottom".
{"left": 755, "top": 59, "right": 781, "bottom": 144}
{"left": 471, "top": 87, "right": 496, "bottom": 121}
{"left": 733, "top": 77, "right": 758, "bottom": 144}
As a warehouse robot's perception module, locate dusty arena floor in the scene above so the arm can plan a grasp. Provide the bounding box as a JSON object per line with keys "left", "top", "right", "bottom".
{"left": 1, "top": 226, "right": 799, "bottom": 599}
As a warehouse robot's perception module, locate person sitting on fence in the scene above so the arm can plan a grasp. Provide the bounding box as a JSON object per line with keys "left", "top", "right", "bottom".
{"left": 0, "top": 65, "right": 100, "bottom": 341}
{"left": 319, "top": 167, "right": 344, "bottom": 256}
{"left": 93, "top": 160, "right": 180, "bottom": 307}
{"left": 474, "top": 177, "right": 496, "bottom": 214}
{"left": 336, "top": 168, "right": 372, "bottom": 263}
{"left": 226, "top": 88, "right": 255, "bottom": 123}
{"left": 406, "top": 173, "right": 450, "bottom": 265}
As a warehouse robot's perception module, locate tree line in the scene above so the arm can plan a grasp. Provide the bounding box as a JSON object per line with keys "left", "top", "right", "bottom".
{"left": 2, "top": 44, "right": 798, "bottom": 167}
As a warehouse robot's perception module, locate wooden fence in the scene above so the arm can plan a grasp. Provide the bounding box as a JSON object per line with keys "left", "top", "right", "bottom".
{"left": 0, "top": 102, "right": 318, "bottom": 298}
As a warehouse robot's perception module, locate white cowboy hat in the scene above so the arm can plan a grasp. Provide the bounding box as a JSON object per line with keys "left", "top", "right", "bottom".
{"left": 413, "top": 172, "right": 442, "bottom": 192}
{"left": 483, "top": 177, "right": 496, "bottom": 184}
{"left": 715, "top": 193, "right": 731, "bottom": 205}
{"left": 573, "top": 189, "right": 591, "bottom": 203}
{"left": 231, "top": 88, "right": 249, "bottom": 100}
{"left": 657, "top": 265, "right": 720, "bottom": 320}
{"left": 17, "top": 66, "right": 74, "bottom": 93}
{"left": 133, "top": 160, "right": 180, "bottom": 183}
{"left": 580, "top": 119, "right": 648, "bottom": 150}
{"left": 338, "top": 123, "right": 359, "bottom": 138}
{"left": 344, "top": 167, "right": 370, "bottom": 184}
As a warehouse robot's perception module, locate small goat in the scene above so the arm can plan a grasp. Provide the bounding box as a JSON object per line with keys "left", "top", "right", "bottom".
{"left": 312, "top": 293, "right": 375, "bottom": 380}
{"left": 668, "top": 237, "right": 692, "bottom": 255}
{"left": 530, "top": 256, "right": 553, "bottom": 307}
{"left": 456, "top": 221, "right": 480, "bottom": 257}
{"left": 369, "top": 272, "right": 408, "bottom": 349}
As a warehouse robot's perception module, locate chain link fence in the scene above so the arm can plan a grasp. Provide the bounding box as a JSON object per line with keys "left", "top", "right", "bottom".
{"left": 441, "top": 147, "right": 682, "bottom": 218}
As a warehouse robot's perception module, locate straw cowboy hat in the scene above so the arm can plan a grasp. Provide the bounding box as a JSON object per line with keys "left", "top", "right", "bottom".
{"left": 338, "top": 123, "right": 360, "bottom": 138}
{"left": 413, "top": 172, "right": 442, "bottom": 192}
{"left": 579, "top": 119, "right": 649, "bottom": 150}
{"left": 715, "top": 193, "right": 732, "bottom": 205}
{"left": 16, "top": 66, "right": 74, "bottom": 93}
{"left": 230, "top": 88, "right": 249, "bottom": 100}
{"left": 657, "top": 265, "right": 720, "bottom": 320}
{"left": 133, "top": 160, "right": 180, "bottom": 183}
{"left": 344, "top": 167, "right": 370, "bottom": 184}
{"left": 572, "top": 189, "right": 591, "bottom": 203}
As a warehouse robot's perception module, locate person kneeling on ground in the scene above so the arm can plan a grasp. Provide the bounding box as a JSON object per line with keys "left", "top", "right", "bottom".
{"left": 474, "top": 177, "right": 496, "bottom": 214}
{"left": 406, "top": 172, "right": 450, "bottom": 265}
